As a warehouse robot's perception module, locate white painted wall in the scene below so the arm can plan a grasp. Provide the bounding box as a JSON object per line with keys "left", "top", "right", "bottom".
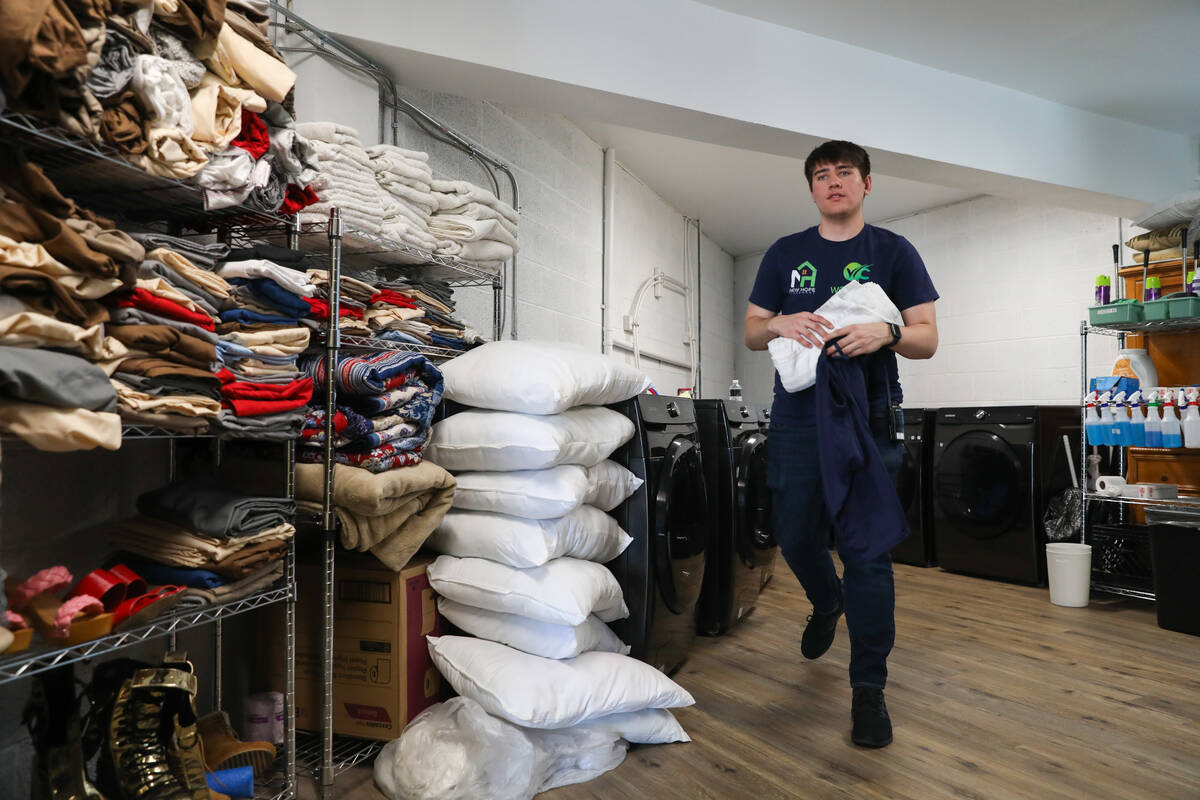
{"left": 733, "top": 250, "right": 776, "bottom": 406}
{"left": 732, "top": 198, "right": 1125, "bottom": 411}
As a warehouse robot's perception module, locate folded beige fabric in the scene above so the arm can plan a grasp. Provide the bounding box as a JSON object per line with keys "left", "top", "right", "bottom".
{"left": 0, "top": 400, "right": 121, "bottom": 451}
{"left": 63, "top": 218, "right": 147, "bottom": 264}
{"left": 436, "top": 201, "right": 518, "bottom": 238}
{"left": 0, "top": 234, "right": 123, "bottom": 299}
{"left": 226, "top": 360, "right": 297, "bottom": 377}
{"left": 220, "top": 326, "right": 310, "bottom": 354}
{"left": 180, "top": 561, "right": 283, "bottom": 605}
{"left": 0, "top": 297, "right": 128, "bottom": 360}
{"left": 119, "top": 408, "right": 212, "bottom": 432}
{"left": 295, "top": 461, "right": 457, "bottom": 571}
{"left": 135, "top": 276, "right": 208, "bottom": 314}
{"left": 198, "top": 70, "right": 267, "bottom": 112}
{"left": 366, "top": 306, "right": 425, "bottom": 330}
{"left": 1132, "top": 247, "right": 1184, "bottom": 264}
{"left": 104, "top": 516, "right": 296, "bottom": 567}
{"left": 149, "top": 247, "right": 234, "bottom": 298}
{"left": 190, "top": 82, "right": 243, "bottom": 151}
{"left": 437, "top": 238, "right": 515, "bottom": 263}
{"left": 134, "top": 128, "right": 210, "bottom": 179}
{"left": 112, "top": 380, "right": 222, "bottom": 417}
{"left": 427, "top": 214, "right": 519, "bottom": 250}
{"left": 217, "top": 22, "right": 295, "bottom": 103}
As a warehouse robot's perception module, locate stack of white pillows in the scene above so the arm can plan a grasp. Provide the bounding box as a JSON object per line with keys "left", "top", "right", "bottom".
{"left": 422, "top": 341, "right": 696, "bottom": 744}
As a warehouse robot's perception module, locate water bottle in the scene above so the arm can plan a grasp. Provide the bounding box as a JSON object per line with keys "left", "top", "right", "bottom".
{"left": 1144, "top": 391, "right": 1163, "bottom": 448}
{"left": 1183, "top": 388, "right": 1200, "bottom": 449}
{"left": 728, "top": 379, "right": 743, "bottom": 401}
{"left": 1161, "top": 389, "right": 1183, "bottom": 448}
{"left": 1084, "top": 392, "right": 1104, "bottom": 446}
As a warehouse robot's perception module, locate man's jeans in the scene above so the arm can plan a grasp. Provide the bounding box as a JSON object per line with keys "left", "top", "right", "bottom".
{"left": 766, "top": 418, "right": 903, "bottom": 688}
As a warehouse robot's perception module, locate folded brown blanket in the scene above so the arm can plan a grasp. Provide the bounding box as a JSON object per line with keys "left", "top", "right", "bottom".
{"left": 295, "top": 460, "right": 456, "bottom": 570}
{"left": 178, "top": 561, "right": 285, "bottom": 607}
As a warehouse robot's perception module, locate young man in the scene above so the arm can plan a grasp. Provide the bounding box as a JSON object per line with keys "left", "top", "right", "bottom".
{"left": 744, "top": 140, "right": 938, "bottom": 748}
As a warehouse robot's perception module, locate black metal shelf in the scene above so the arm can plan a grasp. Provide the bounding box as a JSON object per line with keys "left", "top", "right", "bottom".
{"left": 0, "top": 111, "right": 286, "bottom": 231}
{"left": 0, "top": 583, "right": 291, "bottom": 685}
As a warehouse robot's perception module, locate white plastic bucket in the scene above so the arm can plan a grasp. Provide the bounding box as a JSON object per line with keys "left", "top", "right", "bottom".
{"left": 1046, "top": 543, "right": 1092, "bottom": 607}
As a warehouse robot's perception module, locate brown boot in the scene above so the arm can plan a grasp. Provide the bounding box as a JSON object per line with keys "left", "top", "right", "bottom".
{"left": 197, "top": 711, "right": 276, "bottom": 777}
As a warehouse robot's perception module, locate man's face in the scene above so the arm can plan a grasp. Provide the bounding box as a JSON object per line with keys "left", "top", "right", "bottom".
{"left": 809, "top": 161, "right": 871, "bottom": 219}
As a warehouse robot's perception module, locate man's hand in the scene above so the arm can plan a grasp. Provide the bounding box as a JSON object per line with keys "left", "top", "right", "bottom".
{"left": 767, "top": 312, "right": 835, "bottom": 348}
{"left": 824, "top": 322, "right": 892, "bottom": 358}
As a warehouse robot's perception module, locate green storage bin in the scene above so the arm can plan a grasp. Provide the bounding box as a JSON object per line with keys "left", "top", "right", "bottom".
{"left": 1143, "top": 298, "right": 1172, "bottom": 320}
{"left": 1167, "top": 295, "right": 1200, "bottom": 319}
{"left": 1089, "top": 301, "right": 1144, "bottom": 325}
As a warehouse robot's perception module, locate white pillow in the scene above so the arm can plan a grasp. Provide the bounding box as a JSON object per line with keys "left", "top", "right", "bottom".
{"left": 427, "top": 636, "right": 694, "bottom": 729}
{"left": 438, "top": 598, "right": 630, "bottom": 660}
{"left": 427, "top": 407, "right": 634, "bottom": 472}
{"left": 1133, "top": 190, "right": 1200, "bottom": 230}
{"left": 584, "top": 460, "right": 643, "bottom": 512}
{"left": 441, "top": 340, "right": 650, "bottom": 414}
{"left": 427, "top": 506, "right": 633, "bottom": 568}
{"left": 427, "top": 555, "right": 629, "bottom": 626}
{"left": 453, "top": 466, "right": 589, "bottom": 519}
{"left": 572, "top": 709, "right": 690, "bottom": 744}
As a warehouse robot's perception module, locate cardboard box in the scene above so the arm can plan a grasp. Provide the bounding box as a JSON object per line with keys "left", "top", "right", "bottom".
{"left": 270, "top": 552, "right": 445, "bottom": 741}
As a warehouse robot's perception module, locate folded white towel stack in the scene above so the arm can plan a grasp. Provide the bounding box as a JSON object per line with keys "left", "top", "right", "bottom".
{"left": 429, "top": 178, "right": 520, "bottom": 269}
{"left": 295, "top": 123, "right": 389, "bottom": 236}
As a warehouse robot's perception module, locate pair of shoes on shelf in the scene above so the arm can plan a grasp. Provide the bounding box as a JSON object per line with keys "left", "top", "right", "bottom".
{"left": 27, "top": 665, "right": 104, "bottom": 800}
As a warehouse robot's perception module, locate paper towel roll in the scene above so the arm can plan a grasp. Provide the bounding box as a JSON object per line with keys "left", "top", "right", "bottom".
{"left": 1096, "top": 476, "right": 1126, "bottom": 497}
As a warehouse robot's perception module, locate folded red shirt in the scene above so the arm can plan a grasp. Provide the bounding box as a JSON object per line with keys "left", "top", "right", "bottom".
{"left": 216, "top": 370, "right": 314, "bottom": 416}
{"left": 231, "top": 109, "right": 269, "bottom": 160}
{"left": 368, "top": 289, "right": 418, "bottom": 310}
{"left": 303, "top": 297, "right": 364, "bottom": 320}
{"left": 280, "top": 184, "right": 319, "bottom": 215}
{"left": 111, "top": 288, "right": 216, "bottom": 331}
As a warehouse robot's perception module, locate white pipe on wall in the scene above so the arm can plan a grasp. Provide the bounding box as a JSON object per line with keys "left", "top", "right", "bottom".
{"left": 601, "top": 148, "right": 616, "bottom": 354}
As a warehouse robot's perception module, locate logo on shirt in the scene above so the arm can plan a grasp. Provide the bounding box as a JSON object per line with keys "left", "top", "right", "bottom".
{"left": 790, "top": 262, "right": 817, "bottom": 294}
{"left": 844, "top": 262, "right": 871, "bottom": 282}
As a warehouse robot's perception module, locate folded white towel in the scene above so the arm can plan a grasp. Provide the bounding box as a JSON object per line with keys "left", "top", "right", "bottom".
{"left": 434, "top": 201, "right": 519, "bottom": 238}
{"left": 365, "top": 143, "right": 430, "bottom": 163}
{"left": 377, "top": 180, "right": 438, "bottom": 214}
{"left": 311, "top": 142, "right": 375, "bottom": 174}
{"left": 427, "top": 214, "right": 519, "bottom": 252}
{"left": 375, "top": 170, "right": 432, "bottom": 194}
{"left": 132, "top": 55, "right": 193, "bottom": 134}
{"left": 217, "top": 258, "right": 318, "bottom": 298}
{"left": 371, "top": 157, "right": 434, "bottom": 184}
{"left": 381, "top": 222, "right": 440, "bottom": 251}
{"left": 303, "top": 203, "right": 385, "bottom": 235}
{"left": 430, "top": 179, "right": 518, "bottom": 224}
{"left": 767, "top": 280, "right": 903, "bottom": 394}
{"left": 382, "top": 200, "right": 432, "bottom": 230}
{"left": 296, "top": 121, "right": 362, "bottom": 146}
{"left": 436, "top": 238, "right": 515, "bottom": 263}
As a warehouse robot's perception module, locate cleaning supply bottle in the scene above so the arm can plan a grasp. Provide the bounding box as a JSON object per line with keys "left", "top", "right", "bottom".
{"left": 1094, "top": 275, "right": 1111, "bottom": 305}
{"left": 1084, "top": 391, "right": 1104, "bottom": 446}
{"left": 1183, "top": 388, "right": 1200, "bottom": 449}
{"left": 1144, "top": 391, "right": 1163, "bottom": 448}
{"left": 1097, "top": 392, "right": 1113, "bottom": 445}
{"left": 1161, "top": 389, "right": 1183, "bottom": 448}
{"left": 1144, "top": 276, "right": 1163, "bottom": 301}
{"left": 1127, "top": 390, "right": 1145, "bottom": 446}
{"left": 728, "top": 379, "right": 742, "bottom": 401}
{"left": 1112, "top": 348, "right": 1158, "bottom": 389}
{"left": 1109, "top": 391, "right": 1128, "bottom": 445}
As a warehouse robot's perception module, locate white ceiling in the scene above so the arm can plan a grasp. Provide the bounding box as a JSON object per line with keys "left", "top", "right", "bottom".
{"left": 576, "top": 121, "right": 977, "bottom": 257}
{"left": 698, "top": 0, "right": 1200, "bottom": 134}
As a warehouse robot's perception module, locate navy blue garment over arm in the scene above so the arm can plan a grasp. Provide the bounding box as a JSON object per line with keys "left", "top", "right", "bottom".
{"left": 814, "top": 347, "right": 909, "bottom": 562}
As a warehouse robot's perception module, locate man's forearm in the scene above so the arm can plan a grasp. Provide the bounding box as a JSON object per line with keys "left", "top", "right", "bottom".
{"left": 744, "top": 316, "right": 777, "bottom": 351}
{"left": 893, "top": 322, "right": 937, "bottom": 360}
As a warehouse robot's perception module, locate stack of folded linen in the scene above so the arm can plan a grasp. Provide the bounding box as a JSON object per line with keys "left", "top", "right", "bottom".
{"left": 0, "top": 347, "right": 122, "bottom": 451}
{"left": 429, "top": 179, "right": 520, "bottom": 271}
{"left": 295, "top": 122, "right": 388, "bottom": 235}
{"left": 363, "top": 144, "right": 442, "bottom": 250}
{"left": 373, "top": 277, "right": 482, "bottom": 350}
{"left": 99, "top": 477, "right": 296, "bottom": 600}
{"left": 302, "top": 268, "right": 374, "bottom": 335}
{"left": 296, "top": 351, "right": 444, "bottom": 473}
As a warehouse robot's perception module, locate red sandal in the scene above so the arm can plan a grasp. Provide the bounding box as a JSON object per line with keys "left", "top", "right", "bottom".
{"left": 112, "top": 585, "right": 185, "bottom": 631}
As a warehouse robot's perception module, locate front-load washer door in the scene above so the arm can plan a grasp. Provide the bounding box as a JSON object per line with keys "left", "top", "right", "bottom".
{"left": 734, "top": 430, "right": 773, "bottom": 568}
{"left": 935, "top": 430, "right": 1028, "bottom": 540}
{"left": 654, "top": 436, "right": 708, "bottom": 614}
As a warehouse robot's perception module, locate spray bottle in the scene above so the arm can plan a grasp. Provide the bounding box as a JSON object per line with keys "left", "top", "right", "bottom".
{"left": 1109, "top": 391, "right": 1128, "bottom": 446}
{"left": 1183, "top": 388, "right": 1200, "bottom": 449}
{"left": 1084, "top": 391, "right": 1104, "bottom": 446}
{"left": 1161, "top": 389, "right": 1183, "bottom": 448}
{"left": 1127, "top": 390, "right": 1145, "bottom": 447}
{"left": 1096, "top": 391, "right": 1113, "bottom": 445}
{"left": 1144, "top": 390, "right": 1163, "bottom": 448}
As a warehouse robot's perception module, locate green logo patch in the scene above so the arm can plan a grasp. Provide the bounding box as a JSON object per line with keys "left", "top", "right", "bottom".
{"left": 791, "top": 261, "right": 817, "bottom": 290}
{"left": 843, "top": 262, "right": 871, "bottom": 282}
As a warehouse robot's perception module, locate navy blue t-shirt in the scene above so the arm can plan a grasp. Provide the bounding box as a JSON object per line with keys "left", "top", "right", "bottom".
{"left": 748, "top": 224, "right": 938, "bottom": 424}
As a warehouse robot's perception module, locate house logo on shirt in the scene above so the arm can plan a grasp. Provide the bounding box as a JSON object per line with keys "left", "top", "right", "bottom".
{"left": 790, "top": 262, "right": 817, "bottom": 294}
{"left": 844, "top": 262, "right": 871, "bottom": 282}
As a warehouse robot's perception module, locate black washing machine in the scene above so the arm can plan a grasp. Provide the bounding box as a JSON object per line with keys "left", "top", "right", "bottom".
{"left": 694, "top": 399, "right": 776, "bottom": 636}
{"left": 892, "top": 409, "right": 936, "bottom": 567}
{"left": 933, "top": 406, "right": 1079, "bottom": 585}
{"left": 607, "top": 394, "right": 709, "bottom": 674}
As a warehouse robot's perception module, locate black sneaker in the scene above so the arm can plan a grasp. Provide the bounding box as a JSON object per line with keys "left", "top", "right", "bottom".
{"left": 800, "top": 597, "right": 843, "bottom": 660}
{"left": 851, "top": 687, "right": 893, "bottom": 748}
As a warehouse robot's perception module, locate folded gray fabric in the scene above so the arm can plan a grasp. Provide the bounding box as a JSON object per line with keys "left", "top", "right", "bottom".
{"left": 87, "top": 27, "right": 138, "bottom": 99}
{"left": 0, "top": 347, "right": 117, "bottom": 412}
{"left": 150, "top": 23, "right": 205, "bottom": 88}
{"left": 129, "top": 233, "right": 231, "bottom": 270}
{"left": 138, "top": 478, "right": 296, "bottom": 539}
{"left": 138, "top": 260, "right": 222, "bottom": 316}
{"left": 215, "top": 408, "right": 305, "bottom": 440}
{"left": 113, "top": 373, "right": 221, "bottom": 401}
{"left": 111, "top": 307, "right": 220, "bottom": 344}
{"left": 119, "top": 408, "right": 212, "bottom": 432}
{"left": 244, "top": 156, "right": 286, "bottom": 214}
{"left": 219, "top": 365, "right": 304, "bottom": 384}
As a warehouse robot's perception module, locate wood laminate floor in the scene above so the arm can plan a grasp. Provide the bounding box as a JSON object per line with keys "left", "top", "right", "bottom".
{"left": 305, "top": 561, "right": 1200, "bottom": 800}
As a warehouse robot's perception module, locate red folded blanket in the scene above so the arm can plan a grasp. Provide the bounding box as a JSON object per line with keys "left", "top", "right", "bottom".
{"left": 111, "top": 288, "right": 216, "bottom": 331}
{"left": 216, "top": 370, "right": 314, "bottom": 416}
{"left": 304, "top": 297, "right": 363, "bottom": 320}
{"left": 368, "top": 289, "right": 418, "bottom": 310}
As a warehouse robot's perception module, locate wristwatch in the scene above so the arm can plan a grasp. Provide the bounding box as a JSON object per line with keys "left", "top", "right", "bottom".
{"left": 887, "top": 323, "right": 902, "bottom": 347}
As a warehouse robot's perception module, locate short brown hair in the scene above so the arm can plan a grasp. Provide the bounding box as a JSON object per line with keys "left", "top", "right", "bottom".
{"left": 804, "top": 140, "right": 870, "bottom": 188}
